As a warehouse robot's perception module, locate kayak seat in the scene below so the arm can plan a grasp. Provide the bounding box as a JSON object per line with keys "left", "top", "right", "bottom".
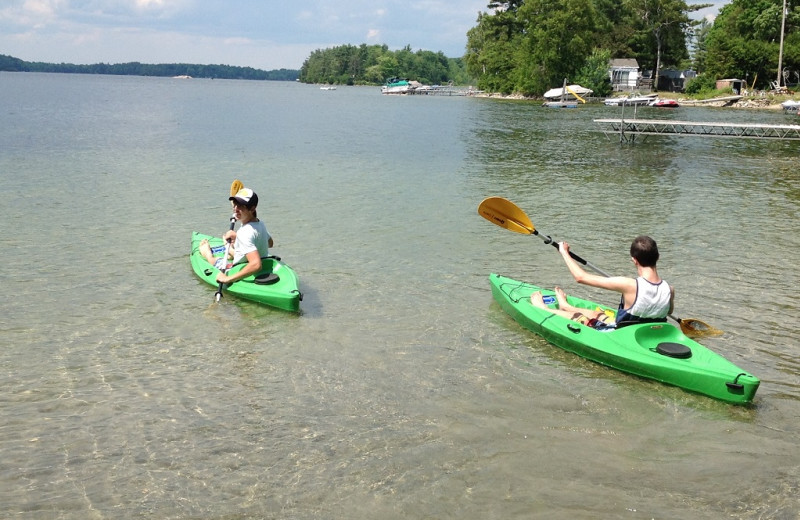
{"left": 254, "top": 273, "right": 280, "bottom": 285}
{"left": 656, "top": 342, "right": 692, "bottom": 359}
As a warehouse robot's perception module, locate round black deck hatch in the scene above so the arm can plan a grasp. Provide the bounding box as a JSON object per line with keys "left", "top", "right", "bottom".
{"left": 656, "top": 342, "right": 692, "bottom": 359}
{"left": 254, "top": 273, "right": 280, "bottom": 285}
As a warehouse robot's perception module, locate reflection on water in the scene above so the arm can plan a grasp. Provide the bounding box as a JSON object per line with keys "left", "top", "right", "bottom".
{"left": 0, "top": 73, "right": 798, "bottom": 518}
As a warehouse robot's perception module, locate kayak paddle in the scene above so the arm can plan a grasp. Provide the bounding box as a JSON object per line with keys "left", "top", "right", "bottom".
{"left": 214, "top": 179, "right": 244, "bottom": 302}
{"left": 478, "top": 196, "right": 722, "bottom": 337}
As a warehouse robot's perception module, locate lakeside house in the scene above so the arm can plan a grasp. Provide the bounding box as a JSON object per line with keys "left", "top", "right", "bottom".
{"left": 609, "top": 58, "right": 697, "bottom": 93}
{"left": 609, "top": 59, "right": 641, "bottom": 92}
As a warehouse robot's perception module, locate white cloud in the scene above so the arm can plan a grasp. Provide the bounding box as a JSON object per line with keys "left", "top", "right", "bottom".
{"left": 1, "top": 1, "right": 492, "bottom": 69}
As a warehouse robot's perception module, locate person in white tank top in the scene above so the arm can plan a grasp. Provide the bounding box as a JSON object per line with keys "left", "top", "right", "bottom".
{"left": 530, "top": 235, "right": 674, "bottom": 329}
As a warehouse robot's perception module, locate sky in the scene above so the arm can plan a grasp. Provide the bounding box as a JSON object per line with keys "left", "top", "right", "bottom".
{"left": 0, "top": 0, "right": 489, "bottom": 70}
{"left": 1, "top": 0, "right": 728, "bottom": 71}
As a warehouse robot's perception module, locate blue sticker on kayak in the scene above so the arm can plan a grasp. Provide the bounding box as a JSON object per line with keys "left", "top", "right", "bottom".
{"left": 542, "top": 295, "right": 556, "bottom": 305}
{"left": 211, "top": 245, "right": 227, "bottom": 255}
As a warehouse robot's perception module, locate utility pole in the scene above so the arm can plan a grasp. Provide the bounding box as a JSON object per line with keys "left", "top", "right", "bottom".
{"left": 777, "top": 0, "right": 786, "bottom": 88}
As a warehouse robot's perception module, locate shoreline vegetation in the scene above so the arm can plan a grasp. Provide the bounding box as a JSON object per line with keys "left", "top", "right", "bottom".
{"left": 0, "top": 54, "right": 299, "bottom": 81}
{"left": 3, "top": 53, "right": 796, "bottom": 112}
{"left": 473, "top": 91, "right": 798, "bottom": 111}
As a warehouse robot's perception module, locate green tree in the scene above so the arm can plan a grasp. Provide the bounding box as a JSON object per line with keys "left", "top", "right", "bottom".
{"left": 465, "top": 10, "right": 523, "bottom": 93}
{"left": 574, "top": 48, "right": 614, "bottom": 96}
{"left": 704, "top": 0, "right": 799, "bottom": 88}
{"left": 515, "top": 0, "right": 598, "bottom": 95}
{"left": 689, "top": 19, "right": 712, "bottom": 73}
{"left": 625, "top": 0, "right": 709, "bottom": 89}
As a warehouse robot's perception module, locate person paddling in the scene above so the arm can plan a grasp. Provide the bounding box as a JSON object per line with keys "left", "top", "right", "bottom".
{"left": 531, "top": 235, "right": 674, "bottom": 329}
{"left": 199, "top": 187, "right": 273, "bottom": 285}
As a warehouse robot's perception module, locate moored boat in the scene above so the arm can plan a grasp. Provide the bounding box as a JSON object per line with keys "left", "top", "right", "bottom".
{"left": 604, "top": 94, "right": 658, "bottom": 106}
{"left": 190, "top": 231, "right": 302, "bottom": 312}
{"left": 649, "top": 98, "right": 680, "bottom": 108}
{"left": 781, "top": 99, "right": 800, "bottom": 114}
{"left": 381, "top": 77, "right": 417, "bottom": 94}
{"left": 543, "top": 79, "right": 591, "bottom": 108}
{"left": 489, "top": 273, "right": 759, "bottom": 403}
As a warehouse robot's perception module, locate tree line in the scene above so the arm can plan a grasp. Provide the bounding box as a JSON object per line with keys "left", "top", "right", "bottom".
{"left": 298, "top": 44, "right": 473, "bottom": 85}
{"left": 0, "top": 54, "right": 299, "bottom": 81}
{"left": 700, "top": 0, "right": 799, "bottom": 90}
{"left": 464, "top": 0, "right": 798, "bottom": 96}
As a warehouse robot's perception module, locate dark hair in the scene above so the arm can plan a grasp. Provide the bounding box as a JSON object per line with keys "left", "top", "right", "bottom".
{"left": 630, "top": 235, "right": 659, "bottom": 267}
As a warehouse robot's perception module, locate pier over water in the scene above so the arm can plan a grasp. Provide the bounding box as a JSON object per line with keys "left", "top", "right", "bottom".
{"left": 595, "top": 118, "right": 800, "bottom": 143}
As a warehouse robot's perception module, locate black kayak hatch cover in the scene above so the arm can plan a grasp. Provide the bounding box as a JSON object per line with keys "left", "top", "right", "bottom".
{"left": 254, "top": 273, "right": 280, "bottom": 285}
{"left": 656, "top": 342, "right": 692, "bottom": 359}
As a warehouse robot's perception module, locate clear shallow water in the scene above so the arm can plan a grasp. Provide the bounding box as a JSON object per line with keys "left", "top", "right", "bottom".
{"left": 1, "top": 73, "right": 799, "bottom": 519}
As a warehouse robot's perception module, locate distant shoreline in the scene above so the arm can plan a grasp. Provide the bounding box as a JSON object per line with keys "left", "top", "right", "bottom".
{"left": 474, "top": 91, "right": 798, "bottom": 111}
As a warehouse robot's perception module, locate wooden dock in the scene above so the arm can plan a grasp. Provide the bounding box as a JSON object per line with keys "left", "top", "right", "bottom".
{"left": 407, "top": 86, "right": 481, "bottom": 96}
{"left": 595, "top": 118, "right": 800, "bottom": 143}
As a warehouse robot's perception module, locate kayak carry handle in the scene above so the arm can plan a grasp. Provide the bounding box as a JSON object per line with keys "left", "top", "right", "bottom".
{"left": 567, "top": 323, "right": 582, "bottom": 334}
{"left": 726, "top": 373, "right": 747, "bottom": 392}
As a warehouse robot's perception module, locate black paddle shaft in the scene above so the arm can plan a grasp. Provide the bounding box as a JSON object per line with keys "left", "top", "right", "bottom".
{"left": 214, "top": 215, "right": 237, "bottom": 301}
{"left": 534, "top": 230, "right": 613, "bottom": 277}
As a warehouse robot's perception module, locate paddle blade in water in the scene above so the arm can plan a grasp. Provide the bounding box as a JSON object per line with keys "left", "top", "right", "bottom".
{"left": 478, "top": 197, "right": 535, "bottom": 235}
{"left": 679, "top": 318, "right": 723, "bottom": 337}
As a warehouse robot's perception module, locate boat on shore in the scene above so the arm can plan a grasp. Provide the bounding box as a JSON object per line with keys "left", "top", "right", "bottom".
{"left": 489, "top": 273, "right": 759, "bottom": 403}
{"left": 542, "top": 79, "right": 591, "bottom": 108}
{"left": 190, "top": 232, "right": 302, "bottom": 312}
{"left": 781, "top": 99, "right": 800, "bottom": 113}
{"left": 604, "top": 93, "right": 658, "bottom": 106}
{"left": 649, "top": 98, "right": 680, "bottom": 108}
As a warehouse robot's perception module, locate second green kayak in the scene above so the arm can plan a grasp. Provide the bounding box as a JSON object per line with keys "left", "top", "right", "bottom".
{"left": 490, "top": 273, "right": 759, "bottom": 404}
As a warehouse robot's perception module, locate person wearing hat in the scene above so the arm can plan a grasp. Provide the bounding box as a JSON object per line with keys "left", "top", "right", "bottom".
{"left": 198, "top": 187, "right": 273, "bottom": 285}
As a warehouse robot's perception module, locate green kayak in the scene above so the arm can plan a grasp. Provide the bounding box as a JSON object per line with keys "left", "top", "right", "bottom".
{"left": 490, "top": 273, "right": 759, "bottom": 404}
{"left": 190, "top": 231, "right": 302, "bottom": 312}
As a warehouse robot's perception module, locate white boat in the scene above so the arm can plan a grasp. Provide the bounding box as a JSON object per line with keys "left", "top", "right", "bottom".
{"left": 781, "top": 100, "right": 800, "bottom": 113}
{"left": 543, "top": 79, "right": 591, "bottom": 108}
{"left": 543, "top": 84, "right": 593, "bottom": 100}
{"left": 604, "top": 94, "right": 658, "bottom": 106}
{"left": 382, "top": 77, "right": 414, "bottom": 94}
{"left": 320, "top": 85, "right": 337, "bottom": 90}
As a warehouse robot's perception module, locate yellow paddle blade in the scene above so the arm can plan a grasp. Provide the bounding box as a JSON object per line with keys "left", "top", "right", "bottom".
{"left": 678, "top": 317, "right": 723, "bottom": 338}
{"left": 230, "top": 179, "right": 244, "bottom": 197}
{"left": 478, "top": 197, "right": 536, "bottom": 235}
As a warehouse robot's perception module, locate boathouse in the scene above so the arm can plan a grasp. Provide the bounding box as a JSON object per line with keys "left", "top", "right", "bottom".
{"left": 657, "top": 69, "right": 696, "bottom": 92}
{"left": 716, "top": 78, "right": 747, "bottom": 95}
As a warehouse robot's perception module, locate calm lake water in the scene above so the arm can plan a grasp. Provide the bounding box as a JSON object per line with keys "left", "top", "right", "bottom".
{"left": 1, "top": 72, "right": 799, "bottom": 519}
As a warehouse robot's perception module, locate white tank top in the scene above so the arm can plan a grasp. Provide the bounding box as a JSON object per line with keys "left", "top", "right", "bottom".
{"left": 627, "top": 277, "right": 671, "bottom": 319}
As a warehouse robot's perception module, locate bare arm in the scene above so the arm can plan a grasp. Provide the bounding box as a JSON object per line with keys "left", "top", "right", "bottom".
{"left": 216, "top": 250, "right": 262, "bottom": 284}
{"left": 559, "top": 242, "right": 637, "bottom": 302}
